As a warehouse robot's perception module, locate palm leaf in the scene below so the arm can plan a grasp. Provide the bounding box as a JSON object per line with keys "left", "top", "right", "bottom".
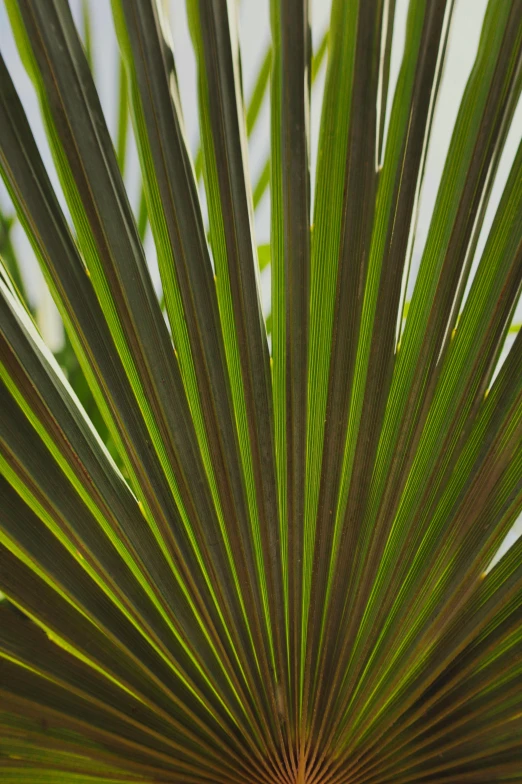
{"left": 0, "top": 0, "right": 521, "bottom": 782}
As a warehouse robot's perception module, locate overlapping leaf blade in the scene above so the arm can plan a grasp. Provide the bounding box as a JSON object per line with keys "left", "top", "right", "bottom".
{"left": 1, "top": 0, "right": 521, "bottom": 782}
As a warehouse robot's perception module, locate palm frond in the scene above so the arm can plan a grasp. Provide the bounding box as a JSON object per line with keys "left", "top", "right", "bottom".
{"left": 0, "top": 0, "right": 521, "bottom": 782}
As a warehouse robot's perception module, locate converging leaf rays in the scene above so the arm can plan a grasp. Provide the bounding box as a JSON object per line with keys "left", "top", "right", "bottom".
{"left": 0, "top": 0, "right": 521, "bottom": 782}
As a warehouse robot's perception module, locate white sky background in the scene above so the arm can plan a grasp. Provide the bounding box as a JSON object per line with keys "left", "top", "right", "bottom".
{"left": 0, "top": 0, "right": 521, "bottom": 560}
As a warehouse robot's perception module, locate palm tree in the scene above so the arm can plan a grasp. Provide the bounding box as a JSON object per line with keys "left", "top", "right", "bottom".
{"left": 1, "top": 0, "right": 521, "bottom": 782}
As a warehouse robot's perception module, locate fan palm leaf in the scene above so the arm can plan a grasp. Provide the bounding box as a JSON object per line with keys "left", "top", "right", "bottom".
{"left": 0, "top": 0, "right": 521, "bottom": 782}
